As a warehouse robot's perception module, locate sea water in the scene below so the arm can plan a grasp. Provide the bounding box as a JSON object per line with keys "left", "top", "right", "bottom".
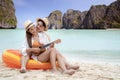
{"left": 0, "top": 29, "right": 120, "bottom": 64}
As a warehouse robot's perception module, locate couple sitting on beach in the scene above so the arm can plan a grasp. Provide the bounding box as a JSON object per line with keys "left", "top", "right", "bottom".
{"left": 20, "top": 17, "right": 79, "bottom": 75}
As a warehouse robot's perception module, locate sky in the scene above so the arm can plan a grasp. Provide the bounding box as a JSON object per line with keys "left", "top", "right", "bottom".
{"left": 13, "top": 0, "right": 116, "bottom": 28}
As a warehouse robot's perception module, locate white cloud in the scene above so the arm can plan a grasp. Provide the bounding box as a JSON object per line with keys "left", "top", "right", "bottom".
{"left": 13, "top": 0, "right": 27, "bottom": 6}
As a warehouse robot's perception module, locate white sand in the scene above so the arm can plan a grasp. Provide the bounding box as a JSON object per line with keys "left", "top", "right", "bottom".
{"left": 0, "top": 58, "right": 120, "bottom": 80}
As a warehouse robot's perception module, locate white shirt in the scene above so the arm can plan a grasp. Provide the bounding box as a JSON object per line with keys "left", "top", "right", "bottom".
{"left": 21, "top": 32, "right": 50, "bottom": 56}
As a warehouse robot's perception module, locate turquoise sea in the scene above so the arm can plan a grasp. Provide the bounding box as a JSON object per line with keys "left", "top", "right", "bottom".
{"left": 0, "top": 29, "right": 120, "bottom": 64}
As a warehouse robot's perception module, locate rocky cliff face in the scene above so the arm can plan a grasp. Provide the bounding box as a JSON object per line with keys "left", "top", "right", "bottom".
{"left": 62, "top": 9, "right": 81, "bottom": 29}
{"left": 80, "top": 11, "right": 88, "bottom": 24}
{"left": 81, "top": 5, "right": 107, "bottom": 29}
{"left": 48, "top": 9, "right": 87, "bottom": 29}
{"left": 48, "top": 10, "right": 62, "bottom": 29}
{"left": 0, "top": 0, "right": 17, "bottom": 29}
{"left": 104, "top": 0, "right": 120, "bottom": 28}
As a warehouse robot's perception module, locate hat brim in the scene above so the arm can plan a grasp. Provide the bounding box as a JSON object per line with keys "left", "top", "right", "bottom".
{"left": 26, "top": 23, "right": 34, "bottom": 31}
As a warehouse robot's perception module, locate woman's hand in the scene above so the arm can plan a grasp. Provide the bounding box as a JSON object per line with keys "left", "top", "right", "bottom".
{"left": 26, "top": 48, "right": 40, "bottom": 57}
{"left": 31, "top": 48, "right": 40, "bottom": 53}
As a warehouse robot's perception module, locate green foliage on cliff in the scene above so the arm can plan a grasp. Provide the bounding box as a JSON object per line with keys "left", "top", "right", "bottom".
{"left": 6, "top": 18, "right": 16, "bottom": 26}
{"left": 0, "top": 6, "right": 3, "bottom": 21}
{"left": 73, "top": 20, "right": 79, "bottom": 25}
{"left": 112, "top": 21, "right": 120, "bottom": 28}
{"left": 0, "top": 0, "right": 17, "bottom": 28}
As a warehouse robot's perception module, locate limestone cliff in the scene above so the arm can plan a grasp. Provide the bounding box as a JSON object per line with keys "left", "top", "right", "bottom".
{"left": 62, "top": 9, "right": 82, "bottom": 29}
{"left": 48, "top": 10, "right": 62, "bottom": 29}
{"left": 47, "top": 0, "right": 120, "bottom": 29}
{"left": 0, "top": 0, "right": 17, "bottom": 29}
{"left": 104, "top": 0, "right": 120, "bottom": 28}
{"left": 81, "top": 5, "right": 107, "bottom": 29}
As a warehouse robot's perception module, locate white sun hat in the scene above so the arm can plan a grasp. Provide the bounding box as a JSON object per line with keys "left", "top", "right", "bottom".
{"left": 23, "top": 20, "right": 35, "bottom": 31}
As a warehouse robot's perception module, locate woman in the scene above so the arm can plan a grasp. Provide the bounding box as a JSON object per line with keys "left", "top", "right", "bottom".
{"left": 20, "top": 20, "right": 58, "bottom": 73}
{"left": 20, "top": 20, "right": 42, "bottom": 73}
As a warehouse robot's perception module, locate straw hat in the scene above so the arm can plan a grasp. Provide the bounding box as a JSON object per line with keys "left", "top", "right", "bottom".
{"left": 23, "top": 20, "right": 34, "bottom": 31}
{"left": 36, "top": 17, "right": 49, "bottom": 28}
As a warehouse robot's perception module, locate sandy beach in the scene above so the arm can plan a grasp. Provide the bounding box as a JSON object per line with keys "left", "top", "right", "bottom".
{"left": 0, "top": 57, "right": 120, "bottom": 80}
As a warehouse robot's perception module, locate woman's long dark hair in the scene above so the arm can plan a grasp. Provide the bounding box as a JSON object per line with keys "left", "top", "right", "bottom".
{"left": 26, "top": 31, "right": 32, "bottom": 48}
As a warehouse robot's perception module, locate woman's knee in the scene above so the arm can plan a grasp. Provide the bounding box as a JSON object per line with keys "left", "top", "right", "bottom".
{"left": 54, "top": 49, "right": 62, "bottom": 57}
{"left": 22, "top": 55, "right": 29, "bottom": 60}
{"left": 26, "top": 50, "right": 32, "bottom": 56}
{"left": 49, "top": 48, "right": 56, "bottom": 53}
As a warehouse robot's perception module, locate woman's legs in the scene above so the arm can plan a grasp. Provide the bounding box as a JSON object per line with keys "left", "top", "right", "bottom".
{"left": 20, "top": 49, "right": 32, "bottom": 73}
{"left": 47, "top": 48, "right": 75, "bottom": 75}
{"left": 55, "top": 48, "right": 79, "bottom": 70}
{"left": 50, "top": 48, "right": 57, "bottom": 71}
{"left": 38, "top": 48, "right": 68, "bottom": 72}
{"left": 37, "top": 48, "right": 57, "bottom": 71}
{"left": 56, "top": 51, "right": 75, "bottom": 75}
{"left": 20, "top": 55, "right": 29, "bottom": 73}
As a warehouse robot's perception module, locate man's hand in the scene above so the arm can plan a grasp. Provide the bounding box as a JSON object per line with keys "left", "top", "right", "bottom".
{"left": 50, "top": 43, "right": 54, "bottom": 48}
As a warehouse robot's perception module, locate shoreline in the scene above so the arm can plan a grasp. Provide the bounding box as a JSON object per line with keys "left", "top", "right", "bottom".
{"left": 1, "top": 28, "right": 120, "bottom": 30}
{"left": 106, "top": 28, "right": 120, "bottom": 30}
